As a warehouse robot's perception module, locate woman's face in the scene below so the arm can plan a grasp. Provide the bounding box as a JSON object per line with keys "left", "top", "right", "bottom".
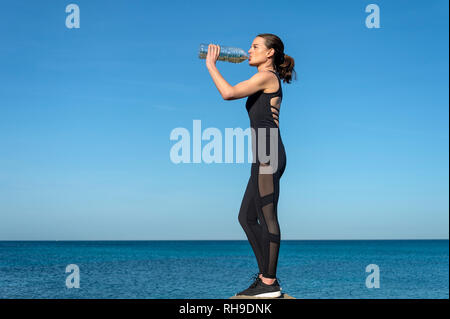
{"left": 248, "top": 37, "right": 274, "bottom": 66}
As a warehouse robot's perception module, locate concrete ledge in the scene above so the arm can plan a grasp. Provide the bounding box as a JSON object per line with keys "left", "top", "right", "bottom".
{"left": 230, "top": 293, "right": 296, "bottom": 299}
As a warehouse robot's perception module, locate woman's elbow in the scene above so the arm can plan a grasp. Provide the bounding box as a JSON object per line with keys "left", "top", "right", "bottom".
{"left": 223, "top": 89, "right": 238, "bottom": 100}
{"left": 222, "top": 92, "right": 233, "bottom": 100}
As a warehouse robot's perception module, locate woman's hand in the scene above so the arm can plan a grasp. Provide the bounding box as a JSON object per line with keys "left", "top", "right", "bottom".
{"left": 206, "top": 43, "right": 220, "bottom": 69}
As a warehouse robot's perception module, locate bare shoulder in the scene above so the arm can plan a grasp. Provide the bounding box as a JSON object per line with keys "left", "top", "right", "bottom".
{"left": 255, "top": 70, "right": 276, "bottom": 79}
{"left": 250, "top": 71, "right": 273, "bottom": 81}
{"left": 245, "top": 71, "right": 275, "bottom": 91}
{"left": 258, "top": 71, "right": 279, "bottom": 93}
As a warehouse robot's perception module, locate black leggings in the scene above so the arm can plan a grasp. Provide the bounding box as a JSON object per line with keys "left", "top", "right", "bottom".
{"left": 238, "top": 132, "right": 286, "bottom": 279}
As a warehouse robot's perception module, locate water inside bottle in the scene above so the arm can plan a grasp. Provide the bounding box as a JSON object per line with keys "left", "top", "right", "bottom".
{"left": 198, "top": 43, "right": 249, "bottom": 63}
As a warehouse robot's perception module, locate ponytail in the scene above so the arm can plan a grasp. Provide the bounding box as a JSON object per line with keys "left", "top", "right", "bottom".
{"left": 276, "top": 53, "right": 296, "bottom": 84}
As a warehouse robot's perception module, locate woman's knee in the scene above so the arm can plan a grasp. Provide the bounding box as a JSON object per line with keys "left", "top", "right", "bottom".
{"left": 238, "top": 210, "right": 259, "bottom": 228}
{"left": 238, "top": 211, "right": 246, "bottom": 227}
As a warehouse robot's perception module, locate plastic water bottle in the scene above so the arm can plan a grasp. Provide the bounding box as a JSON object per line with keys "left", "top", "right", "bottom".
{"left": 198, "top": 43, "right": 249, "bottom": 63}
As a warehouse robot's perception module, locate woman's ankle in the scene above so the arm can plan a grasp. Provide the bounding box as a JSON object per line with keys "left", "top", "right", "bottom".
{"left": 260, "top": 276, "right": 276, "bottom": 285}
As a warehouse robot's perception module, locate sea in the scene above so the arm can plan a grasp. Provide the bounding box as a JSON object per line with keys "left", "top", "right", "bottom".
{"left": 0, "top": 240, "right": 448, "bottom": 299}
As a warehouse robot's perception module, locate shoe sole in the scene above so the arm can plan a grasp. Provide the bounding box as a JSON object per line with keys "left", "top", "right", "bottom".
{"left": 235, "top": 291, "right": 281, "bottom": 298}
{"left": 252, "top": 290, "right": 282, "bottom": 298}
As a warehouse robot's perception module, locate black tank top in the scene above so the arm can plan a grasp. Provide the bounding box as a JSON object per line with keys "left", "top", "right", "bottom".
{"left": 245, "top": 70, "right": 282, "bottom": 129}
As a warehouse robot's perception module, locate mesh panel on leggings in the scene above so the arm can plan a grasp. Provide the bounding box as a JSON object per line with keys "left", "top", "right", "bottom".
{"left": 258, "top": 162, "right": 281, "bottom": 278}
{"left": 258, "top": 164, "right": 274, "bottom": 197}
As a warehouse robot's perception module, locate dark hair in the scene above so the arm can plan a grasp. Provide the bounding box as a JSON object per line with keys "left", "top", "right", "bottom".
{"left": 256, "top": 33, "right": 297, "bottom": 84}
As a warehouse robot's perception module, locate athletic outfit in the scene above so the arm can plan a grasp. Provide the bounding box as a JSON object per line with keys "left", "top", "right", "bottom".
{"left": 236, "top": 70, "right": 287, "bottom": 297}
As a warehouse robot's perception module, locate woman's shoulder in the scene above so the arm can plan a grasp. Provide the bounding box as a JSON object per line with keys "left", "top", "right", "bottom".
{"left": 259, "top": 71, "right": 280, "bottom": 94}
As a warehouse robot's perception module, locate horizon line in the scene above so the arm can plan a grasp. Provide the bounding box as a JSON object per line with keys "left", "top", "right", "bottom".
{"left": 0, "top": 238, "right": 448, "bottom": 241}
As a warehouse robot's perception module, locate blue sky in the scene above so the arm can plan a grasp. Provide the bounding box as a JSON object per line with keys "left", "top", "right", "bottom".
{"left": 0, "top": 0, "right": 448, "bottom": 240}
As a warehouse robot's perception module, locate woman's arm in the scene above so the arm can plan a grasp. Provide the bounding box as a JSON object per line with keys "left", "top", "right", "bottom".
{"left": 206, "top": 44, "right": 271, "bottom": 101}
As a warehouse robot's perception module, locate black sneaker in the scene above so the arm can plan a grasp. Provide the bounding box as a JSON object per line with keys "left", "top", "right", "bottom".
{"left": 235, "top": 273, "right": 282, "bottom": 298}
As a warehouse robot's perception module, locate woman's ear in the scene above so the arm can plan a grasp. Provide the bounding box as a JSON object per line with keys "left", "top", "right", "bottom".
{"left": 266, "top": 48, "right": 275, "bottom": 59}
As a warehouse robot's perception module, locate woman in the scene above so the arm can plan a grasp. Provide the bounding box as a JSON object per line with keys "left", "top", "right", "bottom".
{"left": 206, "top": 33, "right": 296, "bottom": 297}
